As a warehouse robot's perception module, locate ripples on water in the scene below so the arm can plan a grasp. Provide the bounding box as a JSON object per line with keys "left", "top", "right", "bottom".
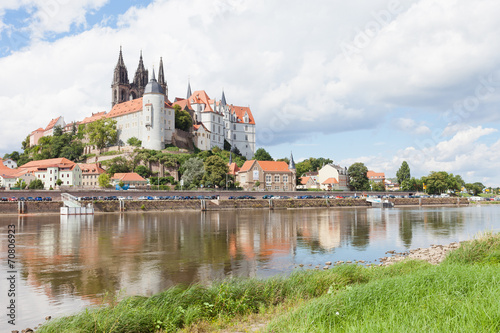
{"left": 1, "top": 205, "right": 500, "bottom": 330}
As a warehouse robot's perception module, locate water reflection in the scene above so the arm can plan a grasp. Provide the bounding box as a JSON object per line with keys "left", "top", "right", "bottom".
{"left": 1, "top": 206, "right": 500, "bottom": 331}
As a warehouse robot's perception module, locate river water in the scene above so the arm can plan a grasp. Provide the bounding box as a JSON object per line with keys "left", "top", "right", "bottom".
{"left": 1, "top": 205, "right": 500, "bottom": 331}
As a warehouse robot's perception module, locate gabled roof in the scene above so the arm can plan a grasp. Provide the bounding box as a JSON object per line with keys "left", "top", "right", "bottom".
{"left": 239, "top": 160, "right": 256, "bottom": 173}
{"left": 228, "top": 162, "right": 239, "bottom": 176}
{"left": 301, "top": 176, "right": 311, "bottom": 185}
{"left": 172, "top": 98, "right": 194, "bottom": 111}
{"left": 188, "top": 90, "right": 214, "bottom": 112}
{"left": 31, "top": 127, "right": 44, "bottom": 134}
{"left": 228, "top": 105, "right": 255, "bottom": 125}
{"left": 367, "top": 170, "right": 385, "bottom": 179}
{"left": 239, "top": 160, "right": 291, "bottom": 173}
{"left": 322, "top": 177, "right": 339, "bottom": 185}
{"left": 79, "top": 111, "right": 107, "bottom": 125}
{"left": 111, "top": 172, "right": 147, "bottom": 182}
{"left": 193, "top": 123, "right": 210, "bottom": 133}
{"left": 45, "top": 116, "right": 62, "bottom": 131}
{"left": 20, "top": 158, "right": 75, "bottom": 169}
{"left": 107, "top": 98, "right": 143, "bottom": 118}
{"left": 78, "top": 163, "right": 105, "bottom": 174}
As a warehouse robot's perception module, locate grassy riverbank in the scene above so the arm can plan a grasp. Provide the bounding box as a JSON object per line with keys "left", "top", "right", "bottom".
{"left": 38, "top": 233, "right": 500, "bottom": 333}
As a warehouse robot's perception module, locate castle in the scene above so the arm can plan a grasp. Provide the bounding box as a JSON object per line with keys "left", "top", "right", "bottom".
{"left": 29, "top": 48, "right": 256, "bottom": 159}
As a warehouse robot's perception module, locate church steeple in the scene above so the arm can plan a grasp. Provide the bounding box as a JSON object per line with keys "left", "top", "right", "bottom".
{"left": 289, "top": 152, "right": 296, "bottom": 170}
{"left": 186, "top": 79, "right": 192, "bottom": 99}
{"left": 132, "top": 50, "right": 148, "bottom": 97}
{"left": 221, "top": 89, "right": 227, "bottom": 106}
{"left": 111, "top": 46, "right": 130, "bottom": 107}
{"left": 158, "top": 57, "right": 168, "bottom": 100}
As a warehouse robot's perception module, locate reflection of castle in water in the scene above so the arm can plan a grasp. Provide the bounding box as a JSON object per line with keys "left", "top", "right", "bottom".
{"left": 5, "top": 207, "right": 472, "bottom": 308}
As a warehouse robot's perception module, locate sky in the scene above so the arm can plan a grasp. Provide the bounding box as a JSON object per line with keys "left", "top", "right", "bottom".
{"left": 1, "top": 0, "right": 500, "bottom": 185}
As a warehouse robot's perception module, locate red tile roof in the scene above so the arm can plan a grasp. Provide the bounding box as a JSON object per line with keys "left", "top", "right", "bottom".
{"left": 79, "top": 111, "right": 107, "bottom": 125}
{"left": 107, "top": 98, "right": 143, "bottom": 118}
{"left": 193, "top": 123, "right": 210, "bottom": 132}
{"left": 301, "top": 176, "right": 311, "bottom": 185}
{"left": 228, "top": 162, "right": 240, "bottom": 176}
{"left": 367, "top": 171, "right": 385, "bottom": 179}
{"left": 20, "top": 158, "right": 75, "bottom": 169}
{"left": 322, "top": 177, "right": 339, "bottom": 185}
{"left": 111, "top": 173, "right": 147, "bottom": 182}
{"left": 45, "top": 117, "right": 62, "bottom": 131}
{"left": 78, "top": 163, "right": 105, "bottom": 175}
{"left": 239, "top": 160, "right": 290, "bottom": 173}
{"left": 229, "top": 105, "right": 255, "bottom": 125}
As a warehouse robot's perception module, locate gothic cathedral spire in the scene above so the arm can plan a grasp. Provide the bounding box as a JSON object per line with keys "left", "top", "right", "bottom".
{"left": 186, "top": 79, "right": 192, "bottom": 99}
{"left": 158, "top": 57, "right": 168, "bottom": 100}
{"left": 132, "top": 50, "right": 148, "bottom": 98}
{"left": 111, "top": 46, "right": 130, "bottom": 107}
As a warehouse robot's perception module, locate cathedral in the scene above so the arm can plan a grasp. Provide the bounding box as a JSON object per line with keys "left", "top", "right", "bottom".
{"left": 29, "top": 48, "right": 256, "bottom": 159}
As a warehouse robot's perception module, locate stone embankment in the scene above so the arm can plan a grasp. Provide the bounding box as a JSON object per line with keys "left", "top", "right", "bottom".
{"left": 0, "top": 197, "right": 468, "bottom": 214}
{"left": 378, "top": 242, "right": 462, "bottom": 266}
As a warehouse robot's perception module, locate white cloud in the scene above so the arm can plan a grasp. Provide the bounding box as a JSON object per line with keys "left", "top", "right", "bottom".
{"left": 2, "top": 0, "right": 500, "bottom": 183}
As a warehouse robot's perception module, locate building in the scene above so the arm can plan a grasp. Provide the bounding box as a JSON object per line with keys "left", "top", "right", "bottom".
{"left": 78, "top": 163, "right": 106, "bottom": 187}
{"left": 236, "top": 156, "right": 296, "bottom": 191}
{"left": 18, "top": 158, "right": 82, "bottom": 189}
{"left": 367, "top": 170, "right": 385, "bottom": 183}
{"left": 0, "top": 158, "right": 17, "bottom": 169}
{"left": 111, "top": 173, "right": 148, "bottom": 186}
{"left": 318, "top": 164, "right": 350, "bottom": 191}
{"left": 28, "top": 48, "right": 256, "bottom": 158}
{"left": 298, "top": 176, "right": 320, "bottom": 190}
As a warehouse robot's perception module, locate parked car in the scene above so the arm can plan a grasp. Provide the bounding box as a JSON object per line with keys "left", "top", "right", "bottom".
{"left": 43, "top": 197, "right": 52, "bottom": 201}
{"left": 8, "top": 197, "right": 17, "bottom": 201}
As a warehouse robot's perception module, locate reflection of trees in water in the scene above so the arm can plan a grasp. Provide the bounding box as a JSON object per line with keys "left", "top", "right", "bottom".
{"left": 422, "top": 209, "right": 465, "bottom": 236}
{"left": 349, "top": 210, "right": 370, "bottom": 250}
{"left": 399, "top": 210, "right": 413, "bottom": 249}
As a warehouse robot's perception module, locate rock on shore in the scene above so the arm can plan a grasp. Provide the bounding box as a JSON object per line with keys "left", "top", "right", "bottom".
{"left": 379, "top": 242, "right": 462, "bottom": 266}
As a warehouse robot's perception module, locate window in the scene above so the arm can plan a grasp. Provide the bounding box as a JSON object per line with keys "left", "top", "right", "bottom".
{"left": 245, "top": 135, "right": 248, "bottom": 140}
{"left": 274, "top": 175, "right": 280, "bottom": 182}
{"left": 283, "top": 175, "right": 288, "bottom": 183}
{"left": 233, "top": 134, "right": 236, "bottom": 139}
{"left": 266, "top": 175, "right": 271, "bottom": 183}
{"left": 245, "top": 125, "right": 248, "bottom": 131}
{"left": 275, "top": 185, "right": 280, "bottom": 190}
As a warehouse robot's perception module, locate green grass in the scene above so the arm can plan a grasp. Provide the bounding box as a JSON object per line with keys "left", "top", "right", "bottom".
{"left": 38, "top": 234, "right": 500, "bottom": 333}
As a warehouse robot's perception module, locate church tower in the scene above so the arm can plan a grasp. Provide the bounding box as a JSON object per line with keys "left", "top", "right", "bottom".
{"left": 131, "top": 50, "right": 148, "bottom": 99}
{"left": 158, "top": 57, "right": 168, "bottom": 100}
{"left": 111, "top": 46, "right": 130, "bottom": 107}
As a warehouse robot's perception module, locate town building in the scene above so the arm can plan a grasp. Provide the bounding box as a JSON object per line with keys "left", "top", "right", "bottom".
{"left": 318, "top": 164, "right": 350, "bottom": 191}
{"left": 111, "top": 173, "right": 148, "bottom": 186}
{"left": 236, "top": 155, "right": 296, "bottom": 191}
{"left": 0, "top": 158, "right": 17, "bottom": 169}
{"left": 18, "top": 158, "right": 82, "bottom": 189}
{"left": 367, "top": 170, "right": 385, "bottom": 183}
{"left": 298, "top": 176, "right": 320, "bottom": 190}
{"left": 78, "top": 163, "right": 106, "bottom": 187}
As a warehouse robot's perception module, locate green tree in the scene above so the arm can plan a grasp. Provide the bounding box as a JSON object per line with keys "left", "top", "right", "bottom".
{"left": 56, "top": 179, "right": 63, "bottom": 187}
{"left": 106, "top": 156, "right": 131, "bottom": 175}
{"left": 134, "top": 165, "right": 151, "bottom": 179}
{"left": 202, "top": 155, "right": 228, "bottom": 188}
{"left": 396, "top": 161, "right": 411, "bottom": 186}
{"left": 465, "top": 182, "right": 484, "bottom": 196}
{"left": 423, "top": 171, "right": 449, "bottom": 194}
{"left": 86, "top": 118, "right": 118, "bottom": 151}
{"left": 174, "top": 105, "right": 193, "bottom": 132}
{"left": 181, "top": 157, "right": 205, "bottom": 187}
{"left": 254, "top": 148, "right": 273, "bottom": 161}
{"left": 370, "top": 181, "right": 386, "bottom": 191}
{"left": 14, "top": 179, "right": 27, "bottom": 190}
{"left": 98, "top": 173, "right": 111, "bottom": 188}
{"left": 60, "top": 141, "right": 84, "bottom": 162}
{"left": 406, "top": 177, "right": 423, "bottom": 192}
{"left": 348, "top": 162, "right": 370, "bottom": 191}
{"left": 28, "top": 179, "right": 44, "bottom": 189}
{"left": 127, "top": 137, "right": 142, "bottom": 147}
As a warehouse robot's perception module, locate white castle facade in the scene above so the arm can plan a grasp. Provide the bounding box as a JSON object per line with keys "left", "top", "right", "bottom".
{"left": 29, "top": 48, "right": 256, "bottom": 159}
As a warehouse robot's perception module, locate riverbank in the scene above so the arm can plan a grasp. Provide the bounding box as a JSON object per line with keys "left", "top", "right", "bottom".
{"left": 0, "top": 197, "right": 469, "bottom": 214}
{"left": 36, "top": 232, "right": 499, "bottom": 333}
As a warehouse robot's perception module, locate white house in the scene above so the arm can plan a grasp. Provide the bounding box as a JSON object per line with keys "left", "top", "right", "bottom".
{"left": 318, "top": 164, "right": 350, "bottom": 191}
{"left": 18, "top": 158, "right": 82, "bottom": 189}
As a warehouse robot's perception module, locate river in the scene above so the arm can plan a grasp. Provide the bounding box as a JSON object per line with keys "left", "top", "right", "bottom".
{"left": 1, "top": 205, "right": 500, "bottom": 331}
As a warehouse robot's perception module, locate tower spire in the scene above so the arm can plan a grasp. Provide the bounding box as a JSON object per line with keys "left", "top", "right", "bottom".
{"left": 158, "top": 57, "right": 168, "bottom": 99}
{"left": 289, "top": 151, "right": 296, "bottom": 170}
{"left": 186, "top": 78, "right": 192, "bottom": 99}
{"left": 112, "top": 46, "right": 130, "bottom": 107}
{"left": 221, "top": 89, "right": 227, "bottom": 106}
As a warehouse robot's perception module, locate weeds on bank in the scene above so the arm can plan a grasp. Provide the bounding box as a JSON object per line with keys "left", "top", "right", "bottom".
{"left": 39, "top": 233, "right": 500, "bottom": 333}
